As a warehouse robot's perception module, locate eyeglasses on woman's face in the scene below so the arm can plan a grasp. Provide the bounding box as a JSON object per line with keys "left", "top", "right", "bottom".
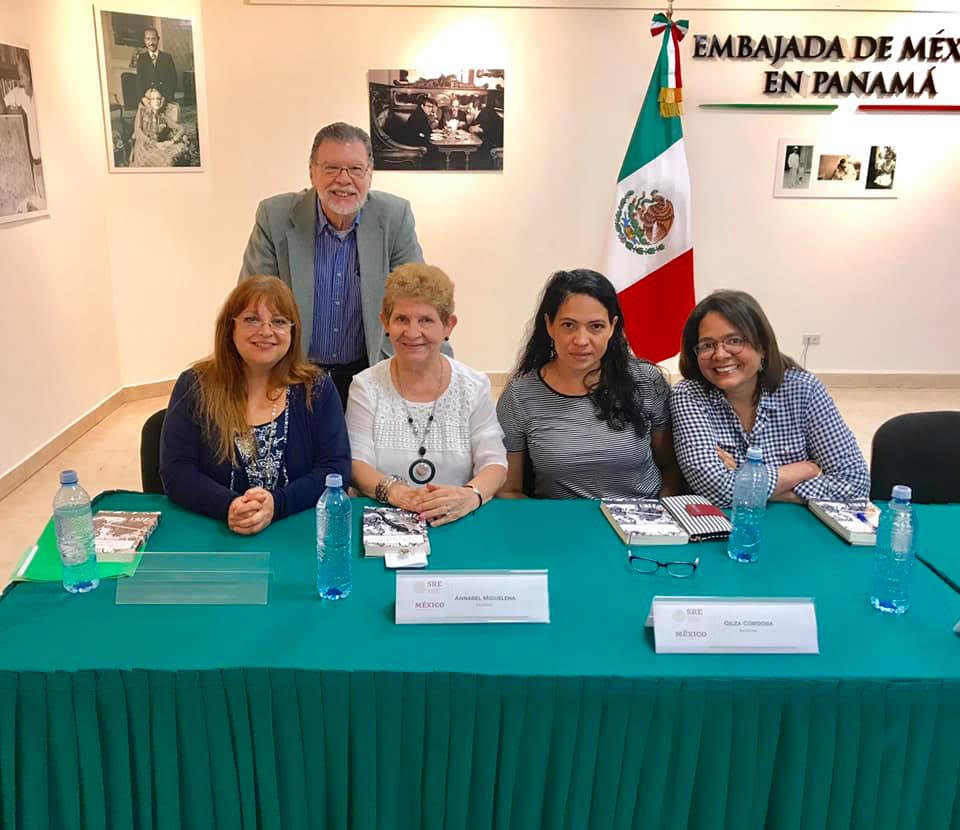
{"left": 693, "top": 335, "right": 749, "bottom": 358}
{"left": 234, "top": 314, "right": 293, "bottom": 334}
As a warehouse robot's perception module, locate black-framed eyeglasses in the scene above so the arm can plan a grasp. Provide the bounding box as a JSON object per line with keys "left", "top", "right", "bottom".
{"left": 316, "top": 163, "right": 369, "bottom": 180}
{"left": 694, "top": 335, "right": 749, "bottom": 357}
{"left": 628, "top": 554, "right": 700, "bottom": 578}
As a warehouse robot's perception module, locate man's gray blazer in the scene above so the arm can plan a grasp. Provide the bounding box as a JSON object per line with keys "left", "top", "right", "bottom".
{"left": 239, "top": 188, "right": 423, "bottom": 366}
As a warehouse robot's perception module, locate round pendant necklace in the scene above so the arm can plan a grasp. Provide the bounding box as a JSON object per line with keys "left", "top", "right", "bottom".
{"left": 393, "top": 359, "right": 444, "bottom": 485}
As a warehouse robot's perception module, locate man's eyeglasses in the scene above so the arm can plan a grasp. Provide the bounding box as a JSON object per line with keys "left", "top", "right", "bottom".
{"left": 316, "top": 163, "right": 369, "bottom": 180}
{"left": 628, "top": 554, "right": 700, "bottom": 578}
{"left": 234, "top": 314, "right": 293, "bottom": 333}
{"left": 694, "top": 335, "right": 749, "bottom": 357}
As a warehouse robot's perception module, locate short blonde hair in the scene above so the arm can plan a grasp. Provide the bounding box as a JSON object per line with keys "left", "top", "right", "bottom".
{"left": 382, "top": 263, "right": 455, "bottom": 323}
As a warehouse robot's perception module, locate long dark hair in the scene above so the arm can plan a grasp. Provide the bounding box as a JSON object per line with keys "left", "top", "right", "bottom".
{"left": 514, "top": 269, "right": 653, "bottom": 436}
{"left": 678, "top": 289, "right": 800, "bottom": 403}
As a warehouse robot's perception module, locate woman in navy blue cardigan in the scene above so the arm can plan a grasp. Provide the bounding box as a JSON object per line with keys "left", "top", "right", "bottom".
{"left": 160, "top": 276, "right": 350, "bottom": 534}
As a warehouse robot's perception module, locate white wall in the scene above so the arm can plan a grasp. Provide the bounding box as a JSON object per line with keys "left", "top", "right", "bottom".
{"left": 2, "top": 0, "right": 957, "bottom": 477}
{"left": 0, "top": 0, "right": 121, "bottom": 476}
{"left": 119, "top": 0, "right": 956, "bottom": 381}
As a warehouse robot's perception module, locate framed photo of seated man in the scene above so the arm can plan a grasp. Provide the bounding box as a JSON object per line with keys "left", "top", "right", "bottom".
{"left": 367, "top": 68, "right": 505, "bottom": 172}
{"left": 94, "top": 7, "right": 208, "bottom": 172}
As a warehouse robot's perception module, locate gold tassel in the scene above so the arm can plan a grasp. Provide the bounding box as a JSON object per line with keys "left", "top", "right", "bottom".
{"left": 659, "top": 87, "right": 684, "bottom": 117}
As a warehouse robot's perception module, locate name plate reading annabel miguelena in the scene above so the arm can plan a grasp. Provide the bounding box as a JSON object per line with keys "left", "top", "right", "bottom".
{"left": 395, "top": 570, "right": 550, "bottom": 624}
{"left": 650, "top": 597, "right": 819, "bottom": 654}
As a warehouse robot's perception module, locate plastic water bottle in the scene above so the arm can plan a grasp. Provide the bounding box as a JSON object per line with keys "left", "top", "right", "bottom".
{"left": 52, "top": 470, "right": 101, "bottom": 593}
{"left": 870, "top": 484, "right": 916, "bottom": 615}
{"left": 316, "top": 473, "right": 352, "bottom": 600}
{"left": 727, "top": 447, "right": 769, "bottom": 564}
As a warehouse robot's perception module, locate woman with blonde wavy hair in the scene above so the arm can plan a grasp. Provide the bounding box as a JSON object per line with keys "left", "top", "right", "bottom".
{"left": 160, "top": 275, "right": 350, "bottom": 534}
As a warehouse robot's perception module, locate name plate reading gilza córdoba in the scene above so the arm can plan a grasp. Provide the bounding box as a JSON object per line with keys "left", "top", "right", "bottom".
{"left": 651, "top": 597, "right": 819, "bottom": 654}
{"left": 395, "top": 570, "right": 550, "bottom": 624}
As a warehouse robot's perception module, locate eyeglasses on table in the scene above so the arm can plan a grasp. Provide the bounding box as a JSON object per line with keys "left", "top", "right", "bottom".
{"left": 627, "top": 554, "right": 700, "bottom": 578}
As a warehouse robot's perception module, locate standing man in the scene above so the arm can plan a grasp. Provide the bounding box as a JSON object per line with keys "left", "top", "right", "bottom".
{"left": 136, "top": 27, "right": 178, "bottom": 104}
{"left": 239, "top": 122, "right": 424, "bottom": 406}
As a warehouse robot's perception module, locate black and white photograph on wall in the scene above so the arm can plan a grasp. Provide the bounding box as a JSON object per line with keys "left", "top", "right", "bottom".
{"left": 866, "top": 145, "right": 897, "bottom": 190}
{"left": 0, "top": 41, "right": 48, "bottom": 224}
{"left": 94, "top": 9, "right": 206, "bottom": 172}
{"left": 817, "top": 154, "right": 862, "bottom": 182}
{"left": 367, "top": 69, "right": 505, "bottom": 171}
{"left": 774, "top": 139, "right": 896, "bottom": 199}
{"left": 781, "top": 144, "right": 813, "bottom": 190}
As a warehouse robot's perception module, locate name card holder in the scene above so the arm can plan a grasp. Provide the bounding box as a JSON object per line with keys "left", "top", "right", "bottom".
{"left": 396, "top": 570, "right": 550, "bottom": 624}
{"left": 115, "top": 551, "right": 270, "bottom": 605}
{"left": 649, "top": 596, "right": 819, "bottom": 654}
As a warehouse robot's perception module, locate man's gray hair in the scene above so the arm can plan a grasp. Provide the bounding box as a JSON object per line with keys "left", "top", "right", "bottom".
{"left": 310, "top": 123, "right": 374, "bottom": 166}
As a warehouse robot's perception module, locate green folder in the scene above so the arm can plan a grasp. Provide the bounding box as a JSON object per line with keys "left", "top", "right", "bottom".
{"left": 11, "top": 517, "right": 141, "bottom": 583}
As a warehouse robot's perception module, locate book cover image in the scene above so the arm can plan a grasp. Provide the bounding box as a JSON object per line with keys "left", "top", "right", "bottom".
{"left": 362, "top": 507, "right": 426, "bottom": 543}
{"left": 605, "top": 500, "right": 683, "bottom": 536}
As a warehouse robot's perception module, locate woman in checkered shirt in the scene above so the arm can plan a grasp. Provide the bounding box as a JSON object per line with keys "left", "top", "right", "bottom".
{"left": 670, "top": 290, "right": 869, "bottom": 508}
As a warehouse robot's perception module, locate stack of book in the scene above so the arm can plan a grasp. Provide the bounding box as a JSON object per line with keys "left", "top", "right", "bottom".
{"left": 601, "top": 495, "right": 732, "bottom": 545}
{"left": 808, "top": 500, "right": 880, "bottom": 545}
{"left": 601, "top": 499, "right": 689, "bottom": 545}
{"left": 362, "top": 506, "right": 430, "bottom": 568}
{"left": 93, "top": 510, "right": 162, "bottom": 562}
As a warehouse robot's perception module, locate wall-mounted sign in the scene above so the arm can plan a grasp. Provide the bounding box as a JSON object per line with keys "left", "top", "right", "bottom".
{"left": 692, "top": 33, "right": 956, "bottom": 98}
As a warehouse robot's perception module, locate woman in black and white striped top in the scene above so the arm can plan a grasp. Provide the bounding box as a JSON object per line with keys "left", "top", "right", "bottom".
{"left": 496, "top": 270, "right": 682, "bottom": 500}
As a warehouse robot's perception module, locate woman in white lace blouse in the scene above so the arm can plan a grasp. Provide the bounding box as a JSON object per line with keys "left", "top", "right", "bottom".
{"left": 345, "top": 264, "right": 507, "bottom": 525}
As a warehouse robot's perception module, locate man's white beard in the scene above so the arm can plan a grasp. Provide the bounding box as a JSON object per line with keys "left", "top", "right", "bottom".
{"left": 320, "top": 190, "right": 368, "bottom": 217}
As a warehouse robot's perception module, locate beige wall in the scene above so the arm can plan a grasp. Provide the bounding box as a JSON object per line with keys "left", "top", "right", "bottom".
{"left": 0, "top": 0, "right": 122, "bottom": 476}
{"left": 1, "top": 0, "right": 957, "bottom": 479}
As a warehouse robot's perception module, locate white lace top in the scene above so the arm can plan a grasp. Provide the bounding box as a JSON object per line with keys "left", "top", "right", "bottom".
{"left": 345, "top": 356, "right": 507, "bottom": 486}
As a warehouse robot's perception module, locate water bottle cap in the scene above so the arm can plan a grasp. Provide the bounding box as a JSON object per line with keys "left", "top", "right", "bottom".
{"left": 891, "top": 484, "right": 912, "bottom": 501}
{"left": 59, "top": 469, "right": 78, "bottom": 485}
{"left": 325, "top": 473, "right": 343, "bottom": 488}
{"left": 746, "top": 447, "right": 763, "bottom": 461}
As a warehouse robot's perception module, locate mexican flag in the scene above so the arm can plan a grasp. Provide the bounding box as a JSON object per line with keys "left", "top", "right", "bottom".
{"left": 603, "top": 13, "right": 694, "bottom": 363}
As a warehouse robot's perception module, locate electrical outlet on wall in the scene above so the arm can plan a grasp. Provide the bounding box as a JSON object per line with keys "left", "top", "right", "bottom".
{"left": 802, "top": 333, "right": 821, "bottom": 346}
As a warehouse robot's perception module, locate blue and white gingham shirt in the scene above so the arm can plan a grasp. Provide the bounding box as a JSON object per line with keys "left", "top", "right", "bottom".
{"left": 670, "top": 368, "right": 869, "bottom": 508}
{"left": 309, "top": 200, "right": 365, "bottom": 365}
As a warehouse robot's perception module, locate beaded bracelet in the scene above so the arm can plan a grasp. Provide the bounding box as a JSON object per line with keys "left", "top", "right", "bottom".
{"left": 375, "top": 475, "right": 406, "bottom": 503}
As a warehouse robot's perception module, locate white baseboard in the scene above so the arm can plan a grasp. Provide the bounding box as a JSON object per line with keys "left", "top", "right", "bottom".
{"left": 0, "top": 380, "right": 175, "bottom": 501}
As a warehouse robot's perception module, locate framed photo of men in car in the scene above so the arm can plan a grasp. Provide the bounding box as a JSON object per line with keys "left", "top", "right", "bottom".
{"left": 367, "top": 69, "right": 505, "bottom": 172}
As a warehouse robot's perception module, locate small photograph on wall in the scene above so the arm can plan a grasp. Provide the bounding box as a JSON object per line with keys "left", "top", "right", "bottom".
{"left": 865, "top": 145, "right": 896, "bottom": 190}
{"left": 94, "top": 8, "right": 205, "bottom": 172}
{"left": 367, "top": 69, "right": 505, "bottom": 171}
{"left": 774, "top": 139, "right": 896, "bottom": 199}
{"left": 780, "top": 144, "right": 813, "bottom": 190}
{"left": 0, "top": 41, "right": 48, "bottom": 224}
{"left": 817, "top": 154, "right": 861, "bottom": 182}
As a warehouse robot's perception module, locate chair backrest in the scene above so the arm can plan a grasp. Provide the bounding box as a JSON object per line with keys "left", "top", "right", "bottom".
{"left": 140, "top": 408, "right": 167, "bottom": 494}
{"left": 121, "top": 72, "right": 140, "bottom": 111}
{"left": 870, "top": 410, "right": 960, "bottom": 503}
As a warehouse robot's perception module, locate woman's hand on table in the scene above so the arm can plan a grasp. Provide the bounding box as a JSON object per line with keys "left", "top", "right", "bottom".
{"left": 387, "top": 483, "right": 427, "bottom": 514}
{"left": 417, "top": 483, "right": 479, "bottom": 526}
{"left": 227, "top": 488, "right": 275, "bottom": 535}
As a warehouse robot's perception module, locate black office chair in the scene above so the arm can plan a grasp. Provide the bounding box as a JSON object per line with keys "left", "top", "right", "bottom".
{"left": 870, "top": 411, "right": 960, "bottom": 503}
{"left": 140, "top": 408, "right": 167, "bottom": 494}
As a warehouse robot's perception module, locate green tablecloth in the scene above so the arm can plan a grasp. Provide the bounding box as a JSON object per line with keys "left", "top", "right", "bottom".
{"left": 913, "top": 503, "right": 960, "bottom": 593}
{"left": 1, "top": 493, "right": 958, "bottom": 830}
